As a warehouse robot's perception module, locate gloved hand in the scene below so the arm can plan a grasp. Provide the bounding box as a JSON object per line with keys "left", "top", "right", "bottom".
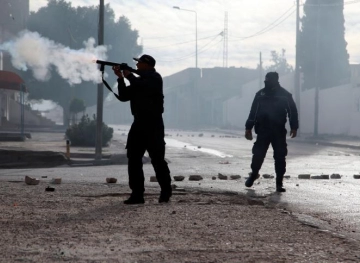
{"left": 245, "top": 129, "right": 253, "bottom": 140}
{"left": 290, "top": 130, "right": 297, "bottom": 138}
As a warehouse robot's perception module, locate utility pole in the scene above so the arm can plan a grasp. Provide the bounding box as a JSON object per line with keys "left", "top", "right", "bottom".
{"left": 314, "top": 0, "right": 320, "bottom": 136}
{"left": 294, "top": 0, "right": 301, "bottom": 135}
{"left": 259, "top": 52, "right": 263, "bottom": 90}
{"left": 223, "top": 11, "right": 228, "bottom": 68}
{"left": 95, "top": 0, "right": 104, "bottom": 160}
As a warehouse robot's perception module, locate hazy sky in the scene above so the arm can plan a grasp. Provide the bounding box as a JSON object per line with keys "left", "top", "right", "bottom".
{"left": 29, "top": 0, "right": 360, "bottom": 77}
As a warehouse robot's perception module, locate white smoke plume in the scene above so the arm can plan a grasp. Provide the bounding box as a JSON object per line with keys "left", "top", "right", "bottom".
{"left": 0, "top": 30, "right": 107, "bottom": 85}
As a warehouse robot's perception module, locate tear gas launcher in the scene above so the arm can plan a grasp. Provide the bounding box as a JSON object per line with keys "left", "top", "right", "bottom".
{"left": 95, "top": 60, "right": 138, "bottom": 100}
{"left": 95, "top": 60, "right": 138, "bottom": 74}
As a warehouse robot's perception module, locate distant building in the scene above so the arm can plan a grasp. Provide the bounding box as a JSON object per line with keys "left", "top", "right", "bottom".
{"left": 163, "top": 67, "right": 258, "bottom": 129}
{"left": 350, "top": 64, "right": 360, "bottom": 89}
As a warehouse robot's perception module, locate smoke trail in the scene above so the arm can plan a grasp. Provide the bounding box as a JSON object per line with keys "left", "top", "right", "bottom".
{"left": 0, "top": 30, "right": 107, "bottom": 85}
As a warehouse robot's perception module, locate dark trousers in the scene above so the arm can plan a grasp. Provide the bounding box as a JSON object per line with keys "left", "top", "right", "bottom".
{"left": 251, "top": 130, "right": 288, "bottom": 181}
{"left": 126, "top": 118, "right": 171, "bottom": 197}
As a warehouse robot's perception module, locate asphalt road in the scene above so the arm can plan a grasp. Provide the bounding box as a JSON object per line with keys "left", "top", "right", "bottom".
{"left": 1, "top": 125, "right": 360, "bottom": 240}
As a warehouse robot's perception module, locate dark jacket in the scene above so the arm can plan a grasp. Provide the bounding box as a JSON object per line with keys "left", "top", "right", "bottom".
{"left": 117, "top": 69, "right": 164, "bottom": 120}
{"left": 245, "top": 85, "right": 299, "bottom": 133}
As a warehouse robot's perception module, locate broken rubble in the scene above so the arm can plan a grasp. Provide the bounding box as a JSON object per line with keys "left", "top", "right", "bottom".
{"left": 150, "top": 176, "right": 158, "bottom": 182}
{"left": 298, "top": 174, "right": 311, "bottom": 179}
{"left": 189, "top": 175, "right": 203, "bottom": 181}
{"left": 25, "top": 176, "right": 40, "bottom": 185}
{"left": 106, "top": 178, "right": 117, "bottom": 184}
{"left": 173, "top": 175, "right": 185, "bottom": 182}
{"left": 218, "top": 173, "right": 228, "bottom": 180}
{"left": 330, "top": 174, "right": 341, "bottom": 179}
{"left": 51, "top": 178, "right": 62, "bottom": 184}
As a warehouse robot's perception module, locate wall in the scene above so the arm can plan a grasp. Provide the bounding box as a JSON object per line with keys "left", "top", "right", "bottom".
{"left": 9, "top": 98, "right": 55, "bottom": 126}
{"left": 224, "top": 72, "right": 295, "bottom": 130}
{"left": 224, "top": 72, "right": 360, "bottom": 137}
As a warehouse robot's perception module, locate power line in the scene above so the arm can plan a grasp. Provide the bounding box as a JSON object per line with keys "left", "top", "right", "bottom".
{"left": 229, "top": 8, "right": 296, "bottom": 41}
{"left": 229, "top": 5, "right": 296, "bottom": 41}
{"left": 142, "top": 29, "right": 221, "bottom": 40}
{"left": 157, "top": 37, "right": 223, "bottom": 62}
{"left": 145, "top": 33, "right": 222, "bottom": 50}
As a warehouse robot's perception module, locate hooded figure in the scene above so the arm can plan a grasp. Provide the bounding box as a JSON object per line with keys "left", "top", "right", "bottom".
{"left": 244, "top": 72, "right": 299, "bottom": 192}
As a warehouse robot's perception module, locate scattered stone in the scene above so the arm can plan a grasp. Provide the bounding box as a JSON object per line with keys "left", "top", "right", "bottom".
{"left": 212, "top": 176, "right": 217, "bottom": 180}
{"left": 262, "top": 174, "right": 272, "bottom": 179}
{"left": 311, "top": 175, "right": 323, "bottom": 179}
{"left": 230, "top": 175, "right": 241, "bottom": 180}
{"left": 218, "top": 173, "right": 228, "bottom": 180}
{"left": 51, "top": 178, "right": 62, "bottom": 184}
{"left": 353, "top": 174, "right": 360, "bottom": 179}
{"left": 284, "top": 175, "right": 291, "bottom": 179}
{"left": 197, "top": 146, "right": 202, "bottom": 149}
{"left": 173, "top": 175, "right": 185, "bottom": 181}
{"left": 330, "top": 174, "right": 341, "bottom": 179}
{"left": 150, "top": 176, "right": 158, "bottom": 182}
{"left": 198, "top": 133, "right": 204, "bottom": 137}
{"left": 189, "top": 175, "right": 203, "bottom": 181}
{"left": 45, "top": 186, "right": 55, "bottom": 192}
{"left": 106, "top": 177, "right": 117, "bottom": 184}
{"left": 25, "top": 176, "right": 40, "bottom": 185}
{"left": 296, "top": 184, "right": 299, "bottom": 186}
{"left": 298, "top": 174, "right": 311, "bottom": 179}
{"left": 211, "top": 135, "right": 215, "bottom": 137}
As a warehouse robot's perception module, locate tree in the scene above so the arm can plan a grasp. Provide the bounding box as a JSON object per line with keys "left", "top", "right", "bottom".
{"left": 69, "top": 97, "right": 86, "bottom": 125}
{"left": 299, "top": 0, "right": 350, "bottom": 90}
{"left": 24, "top": 0, "right": 142, "bottom": 125}
{"left": 265, "top": 49, "right": 294, "bottom": 75}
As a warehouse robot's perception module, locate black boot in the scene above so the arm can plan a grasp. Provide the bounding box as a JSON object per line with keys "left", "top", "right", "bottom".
{"left": 124, "top": 194, "right": 145, "bottom": 205}
{"left": 245, "top": 172, "right": 260, "bottom": 187}
{"left": 276, "top": 176, "right": 286, "bottom": 192}
{"left": 159, "top": 188, "right": 172, "bottom": 203}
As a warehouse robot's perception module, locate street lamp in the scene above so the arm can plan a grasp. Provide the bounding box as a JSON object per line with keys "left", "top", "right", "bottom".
{"left": 173, "top": 6, "right": 197, "bottom": 68}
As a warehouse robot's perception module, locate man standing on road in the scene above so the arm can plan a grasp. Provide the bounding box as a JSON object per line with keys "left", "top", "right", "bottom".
{"left": 112, "top": 54, "right": 172, "bottom": 204}
{"left": 244, "top": 72, "right": 299, "bottom": 192}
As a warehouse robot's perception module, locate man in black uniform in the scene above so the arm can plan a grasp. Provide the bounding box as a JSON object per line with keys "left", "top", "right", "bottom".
{"left": 244, "top": 72, "right": 298, "bottom": 192}
{"left": 112, "top": 54, "right": 172, "bottom": 204}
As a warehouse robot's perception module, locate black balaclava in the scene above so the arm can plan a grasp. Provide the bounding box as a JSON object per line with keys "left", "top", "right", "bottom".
{"left": 264, "top": 72, "right": 279, "bottom": 90}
